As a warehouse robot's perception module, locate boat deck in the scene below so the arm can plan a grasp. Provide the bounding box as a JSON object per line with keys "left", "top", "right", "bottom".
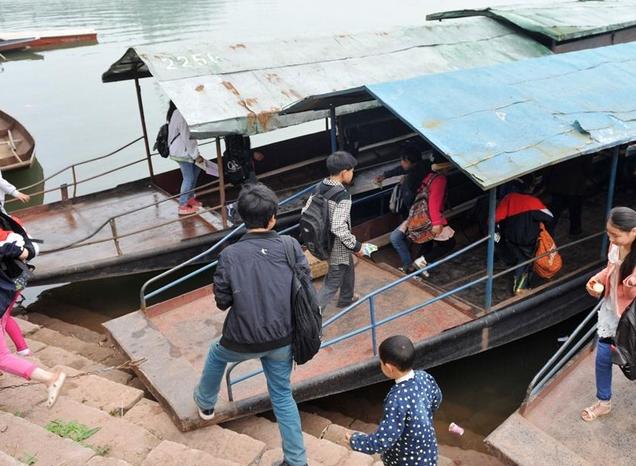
{"left": 18, "top": 180, "right": 224, "bottom": 282}
{"left": 104, "top": 258, "right": 476, "bottom": 431}
{"left": 486, "top": 346, "right": 636, "bottom": 466}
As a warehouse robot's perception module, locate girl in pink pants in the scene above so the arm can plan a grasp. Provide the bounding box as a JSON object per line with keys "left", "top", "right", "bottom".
{"left": 0, "top": 245, "right": 65, "bottom": 407}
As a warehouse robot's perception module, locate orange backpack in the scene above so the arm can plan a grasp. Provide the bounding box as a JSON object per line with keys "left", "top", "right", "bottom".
{"left": 533, "top": 223, "right": 563, "bottom": 279}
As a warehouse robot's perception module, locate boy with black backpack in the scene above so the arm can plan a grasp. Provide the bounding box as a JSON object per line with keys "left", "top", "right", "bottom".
{"left": 302, "top": 151, "right": 367, "bottom": 310}
{"left": 194, "top": 183, "right": 309, "bottom": 466}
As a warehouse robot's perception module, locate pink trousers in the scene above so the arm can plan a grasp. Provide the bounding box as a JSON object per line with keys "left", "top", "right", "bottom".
{"left": 0, "top": 296, "right": 36, "bottom": 380}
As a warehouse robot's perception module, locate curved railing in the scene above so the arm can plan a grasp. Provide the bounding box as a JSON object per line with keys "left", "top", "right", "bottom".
{"left": 524, "top": 299, "right": 602, "bottom": 403}
{"left": 139, "top": 184, "right": 395, "bottom": 310}
{"left": 6, "top": 137, "right": 145, "bottom": 205}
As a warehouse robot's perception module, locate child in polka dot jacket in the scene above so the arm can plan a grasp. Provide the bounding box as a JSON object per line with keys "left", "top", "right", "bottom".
{"left": 346, "top": 335, "right": 442, "bottom": 466}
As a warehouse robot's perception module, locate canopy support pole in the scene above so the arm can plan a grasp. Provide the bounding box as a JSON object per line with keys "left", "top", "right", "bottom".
{"left": 134, "top": 77, "right": 154, "bottom": 180}
{"left": 216, "top": 138, "right": 228, "bottom": 229}
{"left": 329, "top": 105, "right": 337, "bottom": 153}
{"left": 485, "top": 188, "right": 497, "bottom": 312}
{"left": 600, "top": 147, "right": 619, "bottom": 259}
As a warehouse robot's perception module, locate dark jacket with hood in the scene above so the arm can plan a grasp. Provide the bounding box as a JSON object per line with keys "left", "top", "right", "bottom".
{"left": 214, "top": 231, "right": 311, "bottom": 353}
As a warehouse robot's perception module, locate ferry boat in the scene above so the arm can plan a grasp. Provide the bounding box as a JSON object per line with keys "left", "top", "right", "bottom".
{"left": 104, "top": 42, "right": 636, "bottom": 431}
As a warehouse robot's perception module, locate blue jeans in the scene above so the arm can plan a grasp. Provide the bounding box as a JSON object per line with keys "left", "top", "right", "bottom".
{"left": 178, "top": 161, "right": 202, "bottom": 206}
{"left": 595, "top": 339, "right": 613, "bottom": 401}
{"left": 194, "top": 343, "right": 307, "bottom": 466}
{"left": 390, "top": 228, "right": 412, "bottom": 269}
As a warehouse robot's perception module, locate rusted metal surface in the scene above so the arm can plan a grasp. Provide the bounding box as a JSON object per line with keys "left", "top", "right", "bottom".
{"left": 0, "top": 109, "right": 35, "bottom": 171}
{"left": 486, "top": 346, "right": 636, "bottom": 465}
{"left": 427, "top": 0, "right": 636, "bottom": 43}
{"left": 366, "top": 42, "right": 636, "bottom": 190}
{"left": 102, "top": 18, "right": 550, "bottom": 137}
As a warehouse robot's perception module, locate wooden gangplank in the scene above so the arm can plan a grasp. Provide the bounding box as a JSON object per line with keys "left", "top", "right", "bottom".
{"left": 104, "top": 259, "right": 474, "bottom": 431}
{"left": 486, "top": 347, "right": 636, "bottom": 466}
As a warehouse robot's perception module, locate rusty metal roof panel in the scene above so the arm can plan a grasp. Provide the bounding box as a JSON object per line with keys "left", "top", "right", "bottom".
{"left": 103, "top": 17, "right": 550, "bottom": 137}
{"left": 427, "top": 0, "right": 636, "bottom": 42}
{"left": 366, "top": 42, "right": 636, "bottom": 190}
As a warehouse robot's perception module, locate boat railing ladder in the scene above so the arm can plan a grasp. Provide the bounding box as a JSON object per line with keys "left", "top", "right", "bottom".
{"left": 224, "top": 230, "right": 606, "bottom": 402}
{"left": 523, "top": 299, "right": 602, "bottom": 404}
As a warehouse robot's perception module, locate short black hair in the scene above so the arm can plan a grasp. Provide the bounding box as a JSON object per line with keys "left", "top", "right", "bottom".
{"left": 237, "top": 183, "right": 278, "bottom": 229}
{"left": 326, "top": 151, "right": 358, "bottom": 175}
{"left": 379, "top": 335, "right": 415, "bottom": 371}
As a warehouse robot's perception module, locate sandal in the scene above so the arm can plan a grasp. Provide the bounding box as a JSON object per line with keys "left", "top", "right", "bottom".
{"left": 46, "top": 371, "right": 67, "bottom": 408}
{"left": 581, "top": 400, "right": 611, "bottom": 422}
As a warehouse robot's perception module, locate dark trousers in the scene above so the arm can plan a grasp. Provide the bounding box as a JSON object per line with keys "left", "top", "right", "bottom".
{"left": 416, "top": 237, "right": 457, "bottom": 264}
{"left": 549, "top": 193, "right": 583, "bottom": 235}
{"left": 502, "top": 240, "right": 534, "bottom": 291}
{"left": 317, "top": 257, "right": 355, "bottom": 309}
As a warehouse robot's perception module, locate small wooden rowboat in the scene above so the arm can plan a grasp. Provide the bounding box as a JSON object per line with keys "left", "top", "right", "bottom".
{"left": 0, "top": 29, "right": 97, "bottom": 51}
{"left": 0, "top": 110, "right": 35, "bottom": 171}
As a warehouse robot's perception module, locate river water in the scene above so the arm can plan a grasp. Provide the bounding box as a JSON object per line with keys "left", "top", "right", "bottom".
{"left": 2, "top": 0, "right": 582, "bottom": 457}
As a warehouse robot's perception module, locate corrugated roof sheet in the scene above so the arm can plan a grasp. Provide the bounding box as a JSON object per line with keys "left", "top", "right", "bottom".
{"left": 427, "top": 0, "right": 636, "bottom": 42}
{"left": 102, "top": 17, "right": 550, "bottom": 137}
{"left": 366, "top": 42, "right": 636, "bottom": 191}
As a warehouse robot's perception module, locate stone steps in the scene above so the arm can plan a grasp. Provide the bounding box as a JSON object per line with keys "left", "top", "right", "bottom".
{"left": 1, "top": 316, "right": 410, "bottom": 465}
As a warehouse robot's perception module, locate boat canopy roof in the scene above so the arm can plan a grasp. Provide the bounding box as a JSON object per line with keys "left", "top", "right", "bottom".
{"left": 427, "top": 0, "right": 636, "bottom": 43}
{"left": 365, "top": 42, "right": 636, "bottom": 191}
{"left": 102, "top": 17, "right": 549, "bottom": 138}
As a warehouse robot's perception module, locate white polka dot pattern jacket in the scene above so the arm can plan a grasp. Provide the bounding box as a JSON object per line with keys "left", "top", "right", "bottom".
{"left": 350, "top": 370, "right": 442, "bottom": 466}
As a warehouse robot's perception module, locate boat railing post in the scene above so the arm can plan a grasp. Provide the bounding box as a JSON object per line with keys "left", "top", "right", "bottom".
{"left": 134, "top": 77, "right": 155, "bottom": 180}
{"left": 216, "top": 138, "right": 228, "bottom": 229}
{"left": 484, "top": 188, "right": 497, "bottom": 312}
{"left": 60, "top": 183, "right": 69, "bottom": 202}
{"left": 109, "top": 218, "right": 123, "bottom": 256}
{"left": 329, "top": 106, "right": 337, "bottom": 153}
{"left": 600, "top": 147, "right": 619, "bottom": 259}
{"left": 369, "top": 296, "right": 378, "bottom": 355}
{"left": 71, "top": 165, "right": 78, "bottom": 198}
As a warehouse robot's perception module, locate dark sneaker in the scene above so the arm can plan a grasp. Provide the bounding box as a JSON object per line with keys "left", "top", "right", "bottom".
{"left": 337, "top": 294, "right": 361, "bottom": 307}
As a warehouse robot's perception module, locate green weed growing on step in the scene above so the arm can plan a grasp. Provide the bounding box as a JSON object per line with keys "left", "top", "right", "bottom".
{"left": 46, "top": 419, "right": 101, "bottom": 442}
{"left": 17, "top": 452, "right": 37, "bottom": 465}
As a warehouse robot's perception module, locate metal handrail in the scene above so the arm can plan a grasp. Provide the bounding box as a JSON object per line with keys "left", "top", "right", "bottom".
{"left": 6, "top": 137, "right": 145, "bottom": 205}
{"left": 224, "top": 228, "right": 606, "bottom": 400}
{"left": 524, "top": 299, "right": 602, "bottom": 401}
{"left": 139, "top": 183, "right": 321, "bottom": 310}
{"left": 140, "top": 185, "right": 395, "bottom": 309}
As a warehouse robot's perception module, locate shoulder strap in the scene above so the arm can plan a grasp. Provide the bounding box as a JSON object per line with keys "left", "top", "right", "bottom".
{"left": 322, "top": 184, "right": 345, "bottom": 200}
{"left": 280, "top": 235, "right": 297, "bottom": 269}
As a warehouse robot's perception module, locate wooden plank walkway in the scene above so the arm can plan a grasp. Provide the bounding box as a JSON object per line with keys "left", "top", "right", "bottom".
{"left": 486, "top": 346, "right": 636, "bottom": 466}
{"left": 105, "top": 258, "right": 474, "bottom": 431}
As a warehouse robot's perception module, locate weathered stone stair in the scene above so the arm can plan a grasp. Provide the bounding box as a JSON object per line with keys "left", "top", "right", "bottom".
{"left": 0, "top": 316, "right": 388, "bottom": 465}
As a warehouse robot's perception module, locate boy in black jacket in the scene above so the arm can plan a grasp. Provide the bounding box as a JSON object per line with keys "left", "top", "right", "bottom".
{"left": 194, "top": 183, "right": 309, "bottom": 466}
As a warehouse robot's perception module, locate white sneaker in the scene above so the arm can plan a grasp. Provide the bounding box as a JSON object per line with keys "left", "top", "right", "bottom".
{"left": 17, "top": 348, "right": 32, "bottom": 356}
{"left": 413, "top": 256, "right": 430, "bottom": 277}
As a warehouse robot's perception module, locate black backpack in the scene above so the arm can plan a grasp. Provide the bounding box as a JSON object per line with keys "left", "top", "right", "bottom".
{"left": 281, "top": 235, "right": 322, "bottom": 365}
{"left": 299, "top": 184, "right": 344, "bottom": 260}
{"left": 153, "top": 123, "right": 180, "bottom": 158}
{"left": 613, "top": 299, "right": 636, "bottom": 380}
